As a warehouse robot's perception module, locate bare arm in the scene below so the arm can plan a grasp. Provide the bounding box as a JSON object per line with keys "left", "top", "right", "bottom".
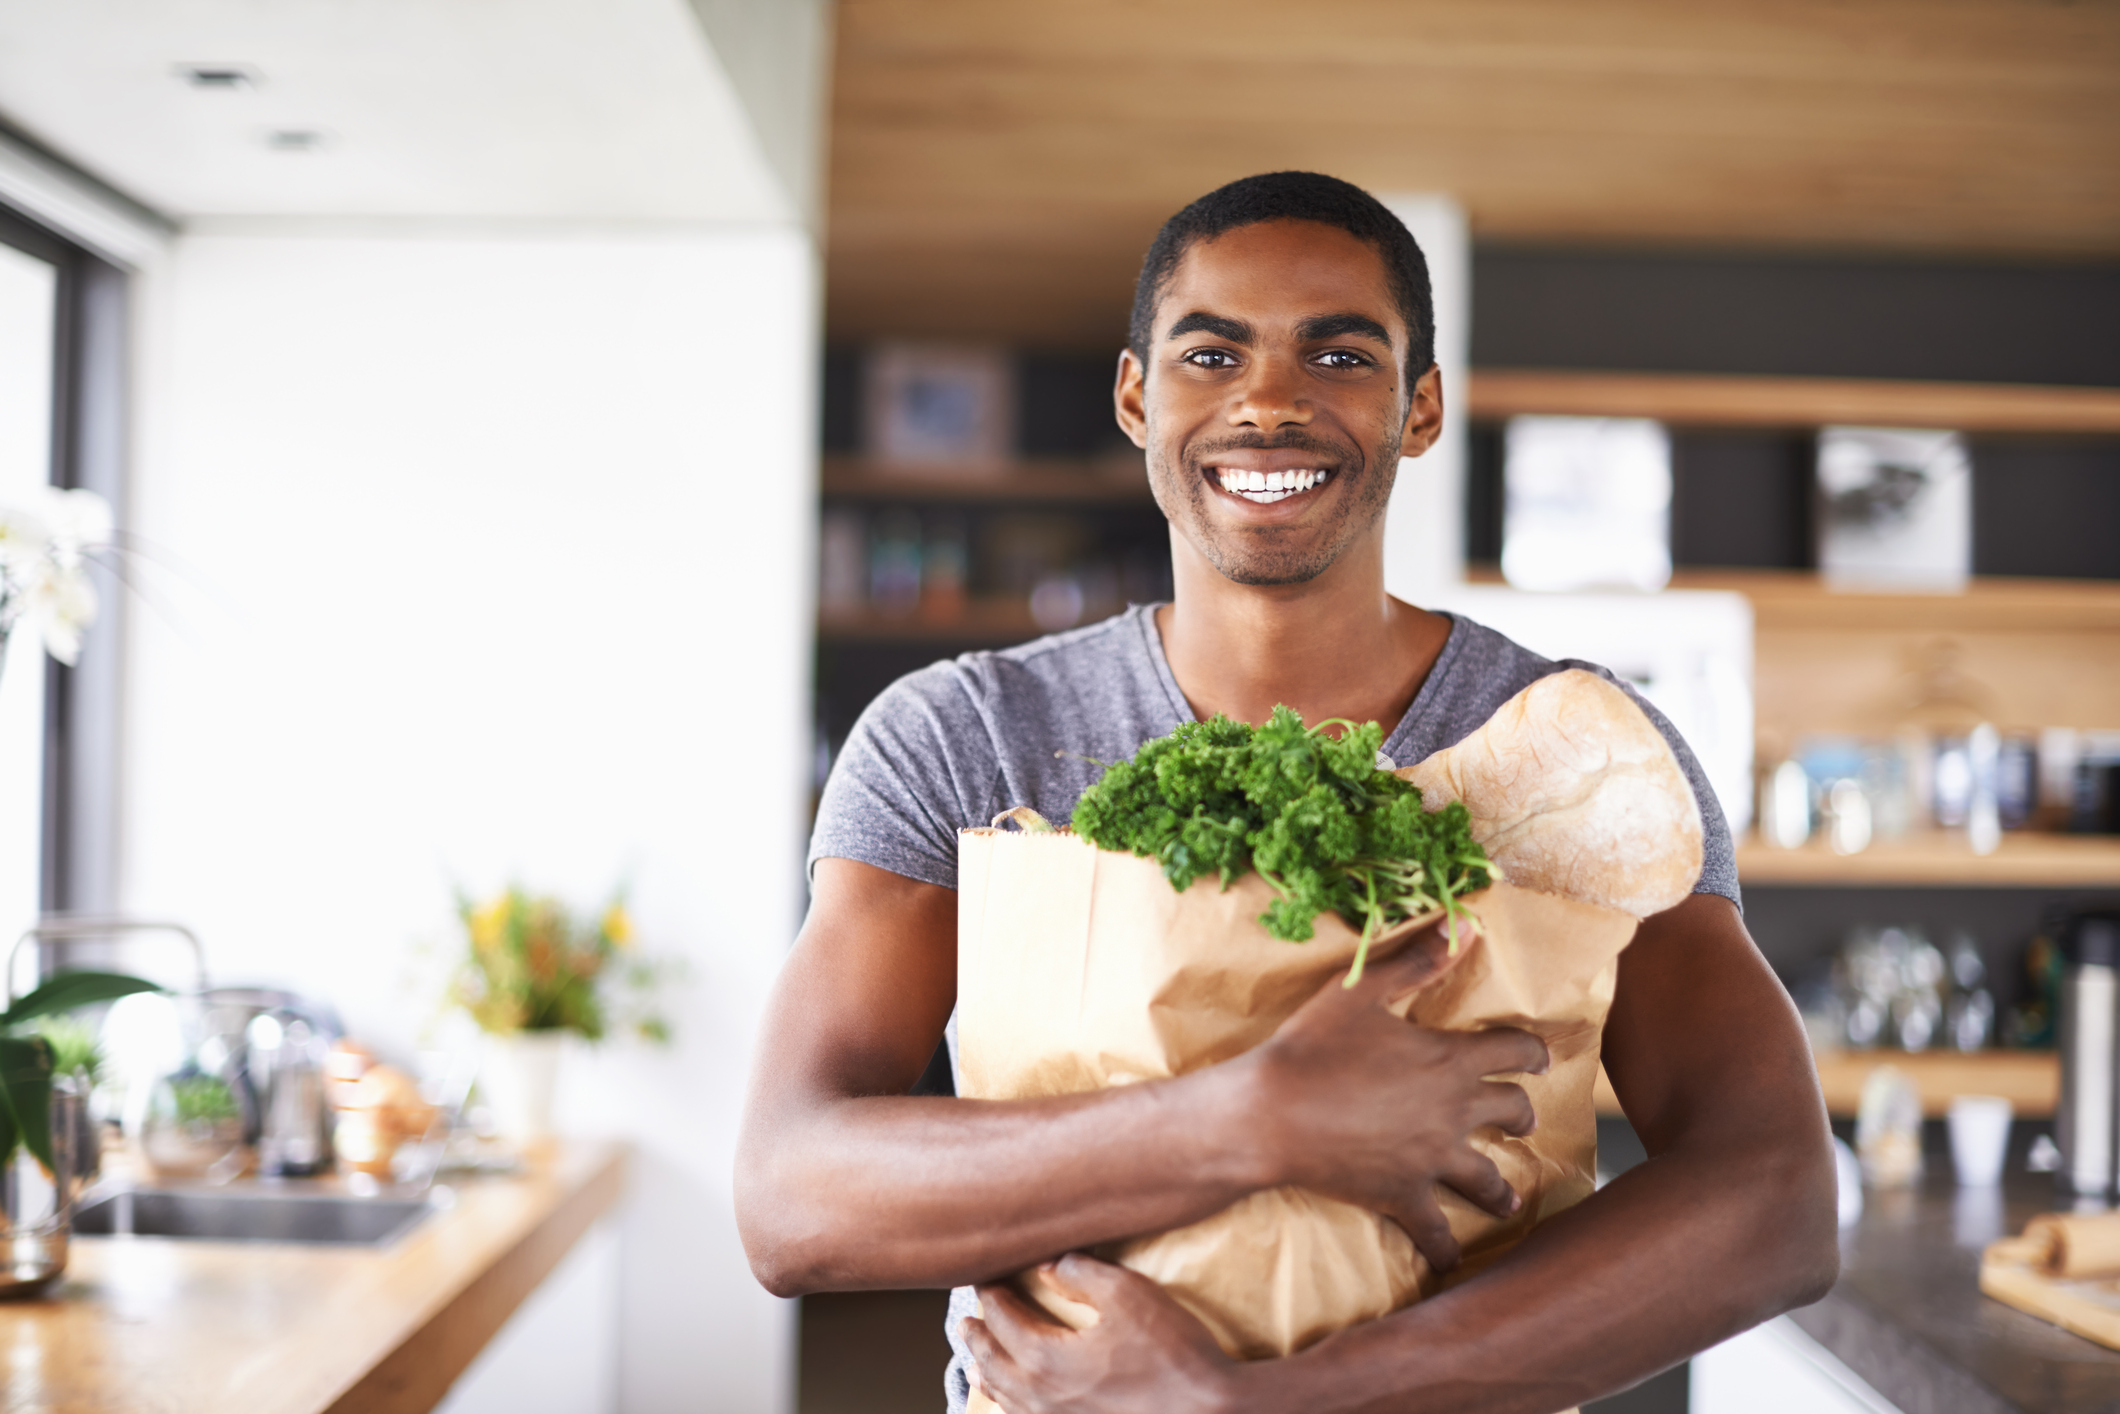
{"left": 733, "top": 858, "right": 1543, "bottom": 1296}
{"left": 967, "top": 892, "right": 1840, "bottom": 1413}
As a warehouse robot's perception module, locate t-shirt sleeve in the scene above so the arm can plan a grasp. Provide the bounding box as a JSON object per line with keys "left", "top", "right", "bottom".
{"left": 1560, "top": 659, "right": 1743, "bottom": 912}
{"left": 807, "top": 661, "right": 1003, "bottom": 891}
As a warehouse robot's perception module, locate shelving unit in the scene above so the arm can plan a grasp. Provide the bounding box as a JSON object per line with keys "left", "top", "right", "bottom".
{"left": 1737, "top": 832, "right": 2120, "bottom": 888}
{"left": 1812, "top": 1048, "right": 2060, "bottom": 1118}
{"left": 819, "top": 600, "right": 1048, "bottom": 645}
{"left": 1467, "top": 369, "right": 2120, "bottom": 434}
{"left": 1595, "top": 1049, "right": 2060, "bottom": 1119}
{"left": 821, "top": 454, "right": 1152, "bottom": 505}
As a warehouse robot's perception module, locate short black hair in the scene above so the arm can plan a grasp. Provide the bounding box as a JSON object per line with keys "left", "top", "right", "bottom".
{"left": 1129, "top": 171, "right": 1434, "bottom": 378}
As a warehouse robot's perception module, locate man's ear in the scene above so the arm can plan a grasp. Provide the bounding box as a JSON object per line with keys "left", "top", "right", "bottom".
{"left": 1114, "top": 348, "right": 1149, "bottom": 450}
{"left": 1399, "top": 364, "right": 1444, "bottom": 458}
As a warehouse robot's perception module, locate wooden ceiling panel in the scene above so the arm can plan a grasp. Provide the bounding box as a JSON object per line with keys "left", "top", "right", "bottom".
{"left": 827, "top": 0, "right": 2120, "bottom": 346}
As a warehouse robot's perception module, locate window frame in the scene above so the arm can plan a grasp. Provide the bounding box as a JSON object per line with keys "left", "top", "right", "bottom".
{"left": 0, "top": 198, "right": 128, "bottom": 916}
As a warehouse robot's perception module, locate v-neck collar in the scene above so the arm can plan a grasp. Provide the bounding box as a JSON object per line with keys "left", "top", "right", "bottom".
{"left": 1133, "top": 602, "right": 1469, "bottom": 766}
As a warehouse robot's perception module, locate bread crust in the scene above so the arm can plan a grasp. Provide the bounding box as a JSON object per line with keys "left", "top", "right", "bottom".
{"left": 1401, "top": 669, "right": 1704, "bottom": 919}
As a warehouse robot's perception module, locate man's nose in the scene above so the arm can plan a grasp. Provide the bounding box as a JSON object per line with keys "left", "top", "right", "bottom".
{"left": 1229, "top": 356, "right": 1313, "bottom": 431}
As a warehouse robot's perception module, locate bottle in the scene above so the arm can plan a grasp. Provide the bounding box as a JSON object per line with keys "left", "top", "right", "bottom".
{"left": 2056, "top": 911, "right": 2120, "bottom": 1197}
{"left": 253, "top": 1011, "right": 334, "bottom": 1177}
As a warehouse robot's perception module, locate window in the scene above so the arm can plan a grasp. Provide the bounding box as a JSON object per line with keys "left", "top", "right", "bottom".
{"left": 0, "top": 200, "right": 127, "bottom": 939}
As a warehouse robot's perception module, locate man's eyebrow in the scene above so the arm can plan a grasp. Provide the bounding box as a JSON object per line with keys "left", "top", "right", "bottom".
{"left": 1164, "top": 311, "right": 1253, "bottom": 344}
{"left": 1296, "top": 312, "right": 1394, "bottom": 345}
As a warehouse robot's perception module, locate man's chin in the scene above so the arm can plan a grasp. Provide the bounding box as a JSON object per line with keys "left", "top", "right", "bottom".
{"left": 1199, "top": 541, "right": 1338, "bottom": 587}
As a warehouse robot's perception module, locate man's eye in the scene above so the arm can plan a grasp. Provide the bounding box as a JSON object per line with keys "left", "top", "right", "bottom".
{"left": 1316, "top": 350, "right": 1369, "bottom": 370}
{"left": 1182, "top": 349, "right": 1238, "bottom": 369}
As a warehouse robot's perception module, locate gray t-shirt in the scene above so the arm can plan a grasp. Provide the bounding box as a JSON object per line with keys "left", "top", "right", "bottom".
{"left": 805, "top": 602, "right": 1739, "bottom": 1412}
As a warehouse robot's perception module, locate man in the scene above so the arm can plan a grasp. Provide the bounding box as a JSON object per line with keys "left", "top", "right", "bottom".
{"left": 736, "top": 171, "right": 1836, "bottom": 1413}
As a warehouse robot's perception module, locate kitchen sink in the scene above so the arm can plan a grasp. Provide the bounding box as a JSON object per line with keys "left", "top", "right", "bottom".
{"left": 72, "top": 1188, "right": 434, "bottom": 1246}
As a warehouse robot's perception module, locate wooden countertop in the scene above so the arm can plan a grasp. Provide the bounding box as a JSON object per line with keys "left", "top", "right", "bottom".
{"left": 0, "top": 1141, "right": 625, "bottom": 1414}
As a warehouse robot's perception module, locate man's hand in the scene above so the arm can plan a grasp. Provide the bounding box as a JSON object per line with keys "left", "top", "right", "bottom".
{"left": 1241, "top": 919, "right": 1548, "bottom": 1272}
{"left": 964, "top": 1255, "right": 1240, "bottom": 1414}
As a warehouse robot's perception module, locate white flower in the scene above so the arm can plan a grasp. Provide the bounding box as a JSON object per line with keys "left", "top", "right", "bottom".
{"left": 20, "top": 563, "right": 97, "bottom": 666}
{"left": 0, "top": 487, "right": 113, "bottom": 668}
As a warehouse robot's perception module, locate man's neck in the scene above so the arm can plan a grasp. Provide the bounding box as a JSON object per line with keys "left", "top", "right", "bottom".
{"left": 1153, "top": 531, "right": 1452, "bottom": 737}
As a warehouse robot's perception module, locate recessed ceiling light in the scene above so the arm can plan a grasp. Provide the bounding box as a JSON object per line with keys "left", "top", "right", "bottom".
{"left": 264, "top": 128, "right": 329, "bottom": 153}
{"left": 176, "top": 63, "right": 260, "bottom": 89}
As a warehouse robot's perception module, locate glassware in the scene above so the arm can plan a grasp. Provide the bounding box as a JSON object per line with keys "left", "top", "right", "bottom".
{"left": 252, "top": 1010, "right": 333, "bottom": 1177}
{"left": 1968, "top": 724, "right": 2001, "bottom": 855}
{"left": 1856, "top": 1065, "right": 1924, "bottom": 1188}
{"left": 1825, "top": 778, "right": 1873, "bottom": 855}
{"left": 140, "top": 1061, "right": 248, "bottom": 1184}
{"left": 1, "top": 1078, "right": 84, "bottom": 1296}
{"left": 1760, "top": 759, "right": 1812, "bottom": 849}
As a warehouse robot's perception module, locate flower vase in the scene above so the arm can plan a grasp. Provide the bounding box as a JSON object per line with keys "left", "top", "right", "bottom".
{"left": 480, "top": 1030, "right": 567, "bottom": 1146}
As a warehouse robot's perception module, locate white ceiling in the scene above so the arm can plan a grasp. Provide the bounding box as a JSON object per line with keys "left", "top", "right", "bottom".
{"left": 0, "top": 0, "right": 795, "bottom": 225}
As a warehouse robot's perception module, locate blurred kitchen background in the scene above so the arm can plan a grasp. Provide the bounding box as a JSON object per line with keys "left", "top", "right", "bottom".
{"left": 0, "top": 3, "right": 2115, "bottom": 1413}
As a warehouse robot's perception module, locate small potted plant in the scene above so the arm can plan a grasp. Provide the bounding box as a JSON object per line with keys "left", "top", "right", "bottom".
{"left": 451, "top": 887, "right": 669, "bottom": 1144}
{"left": 1, "top": 972, "right": 158, "bottom": 1296}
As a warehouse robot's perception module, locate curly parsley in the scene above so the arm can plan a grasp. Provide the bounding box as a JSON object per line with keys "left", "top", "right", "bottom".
{"left": 1070, "top": 707, "right": 1495, "bottom": 984}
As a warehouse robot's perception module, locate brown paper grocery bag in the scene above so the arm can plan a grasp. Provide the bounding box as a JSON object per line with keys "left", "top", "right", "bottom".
{"left": 956, "top": 827, "right": 1638, "bottom": 1378}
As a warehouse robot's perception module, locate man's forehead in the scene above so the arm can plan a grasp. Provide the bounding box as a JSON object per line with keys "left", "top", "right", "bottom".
{"left": 1157, "top": 219, "right": 1403, "bottom": 343}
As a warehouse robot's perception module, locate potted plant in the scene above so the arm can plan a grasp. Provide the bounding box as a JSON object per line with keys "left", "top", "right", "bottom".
{"left": 1, "top": 972, "right": 158, "bottom": 1296}
{"left": 450, "top": 887, "right": 669, "bottom": 1143}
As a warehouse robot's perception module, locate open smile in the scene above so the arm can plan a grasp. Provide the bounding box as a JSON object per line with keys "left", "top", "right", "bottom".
{"left": 1209, "top": 466, "right": 1333, "bottom": 505}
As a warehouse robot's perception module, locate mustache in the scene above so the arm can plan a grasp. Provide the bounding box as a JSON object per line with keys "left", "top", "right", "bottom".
{"left": 1182, "top": 429, "right": 1359, "bottom": 465}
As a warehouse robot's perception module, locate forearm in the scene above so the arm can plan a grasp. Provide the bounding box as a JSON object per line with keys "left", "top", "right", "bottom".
{"left": 1242, "top": 1120, "right": 1837, "bottom": 1414}
{"left": 737, "top": 1059, "right": 1266, "bottom": 1295}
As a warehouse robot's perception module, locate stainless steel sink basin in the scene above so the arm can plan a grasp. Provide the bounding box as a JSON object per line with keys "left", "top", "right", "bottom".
{"left": 73, "top": 1188, "right": 434, "bottom": 1246}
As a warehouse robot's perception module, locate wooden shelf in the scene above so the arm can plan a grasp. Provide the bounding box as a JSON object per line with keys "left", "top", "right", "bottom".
{"left": 820, "top": 599, "right": 1049, "bottom": 645}
{"left": 1595, "top": 1050, "right": 2059, "bottom": 1118}
{"left": 1814, "top": 1049, "right": 2060, "bottom": 1119}
{"left": 821, "top": 455, "right": 1154, "bottom": 505}
{"left": 1737, "top": 831, "right": 2120, "bottom": 888}
{"left": 1663, "top": 570, "right": 2120, "bottom": 634}
{"left": 1467, "top": 369, "right": 2120, "bottom": 434}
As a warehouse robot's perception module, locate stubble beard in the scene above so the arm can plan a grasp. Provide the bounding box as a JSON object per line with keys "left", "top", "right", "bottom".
{"left": 1148, "top": 420, "right": 1403, "bottom": 587}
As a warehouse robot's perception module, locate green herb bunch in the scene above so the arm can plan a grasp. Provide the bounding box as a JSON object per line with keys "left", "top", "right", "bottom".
{"left": 1071, "top": 707, "right": 1496, "bottom": 984}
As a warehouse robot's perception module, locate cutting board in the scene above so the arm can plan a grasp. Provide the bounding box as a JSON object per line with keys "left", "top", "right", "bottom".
{"left": 1982, "top": 1234, "right": 2120, "bottom": 1350}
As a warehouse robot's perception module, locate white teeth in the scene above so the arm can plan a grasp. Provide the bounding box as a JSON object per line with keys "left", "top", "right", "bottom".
{"left": 1221, "top": 466, "right": 1331, "bottom": 500}
{"left": 1213, "top": 467, "right": 1331, "bottom": 502}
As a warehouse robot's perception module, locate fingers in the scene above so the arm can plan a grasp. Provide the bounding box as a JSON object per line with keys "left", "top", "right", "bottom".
{"left": 1462, "top": 1025, "right": 1550, "bottom": 1077}
{"left": 1439, "top": 1149, "right": 1522, "bottom": 1220}
{"left": 1342, "top": 917, "right": 1475, "bottom": 1004}
{"left": 1469, "top": 1077, "right": 1538, "bottom": 1137}
{"left": 958, "top": 1316, "right": 1027, "bottom": 1410}
{"left": 976, "top": 1280, "right": 1069, "bottom": 1344}
{"left": 1040, "top": 1251, "right": 1134, "bottom": 1309}
{"left": 1387, "top": 1188, "right": 1463, "bottom": 1273}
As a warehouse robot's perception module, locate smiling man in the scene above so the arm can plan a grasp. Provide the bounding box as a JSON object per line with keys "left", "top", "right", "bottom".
{"left": 736, "top": 172, "right": 1837, "bottom": 1413}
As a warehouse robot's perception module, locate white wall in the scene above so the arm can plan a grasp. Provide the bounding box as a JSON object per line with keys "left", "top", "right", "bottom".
{"left": 123, "top": 225, "right": 816, "bottom": 1411}
{"left": 1380, "top": 193, "right": 1469, "bottom": 604}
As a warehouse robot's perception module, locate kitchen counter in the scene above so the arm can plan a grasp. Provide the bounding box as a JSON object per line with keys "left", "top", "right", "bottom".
{"left": 0, "top": 1140, "right": 625, "bottom": 1414}
{"left": 1790, "top": 1124, "right": 2120, "bottom": 1414}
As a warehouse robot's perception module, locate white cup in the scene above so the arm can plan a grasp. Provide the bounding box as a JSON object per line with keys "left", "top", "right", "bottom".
{"left": 1949, "top": 1095, "right": 2015, "bottom": 1187}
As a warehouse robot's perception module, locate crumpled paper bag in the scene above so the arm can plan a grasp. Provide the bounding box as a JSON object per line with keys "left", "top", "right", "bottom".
{"left": 956, "top": 827, "right": 1638, "bottom": 1376}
